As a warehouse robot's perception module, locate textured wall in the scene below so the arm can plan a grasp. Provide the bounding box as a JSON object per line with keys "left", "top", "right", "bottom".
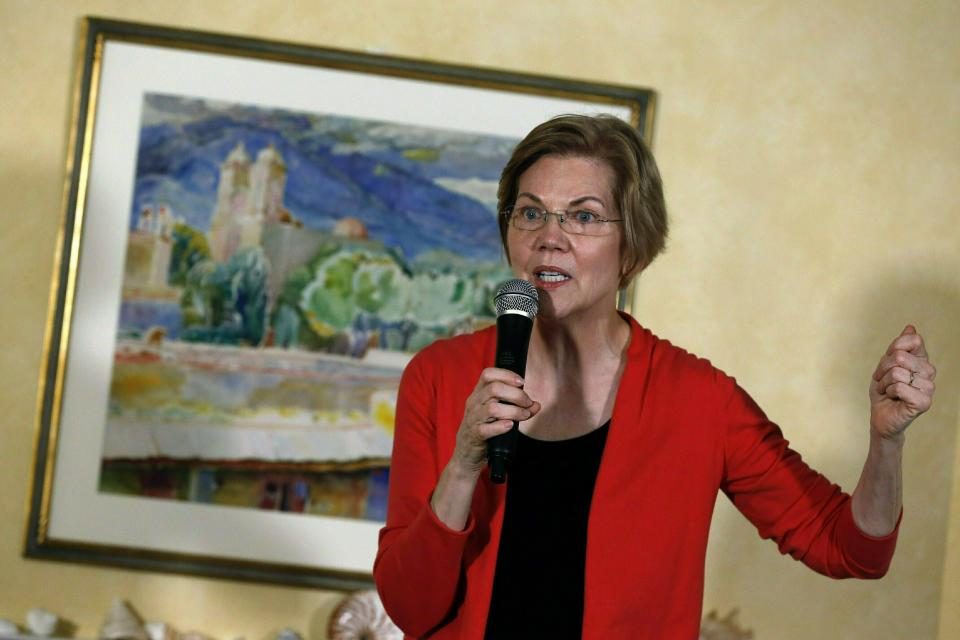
{"left": 1, "top": 1, "right": 957, "bottom": 638}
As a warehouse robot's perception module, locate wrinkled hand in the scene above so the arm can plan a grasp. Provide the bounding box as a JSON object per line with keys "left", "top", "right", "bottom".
{"left": 452, "top": 368, "right": 541, "bottom": 474}
{"left": 870, "top": 325, "right": 936, "bottom": 440}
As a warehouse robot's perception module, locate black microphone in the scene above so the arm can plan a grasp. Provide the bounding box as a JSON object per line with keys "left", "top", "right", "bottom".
{"left": 487, "top": 279, "right": 539, "bottom": 484}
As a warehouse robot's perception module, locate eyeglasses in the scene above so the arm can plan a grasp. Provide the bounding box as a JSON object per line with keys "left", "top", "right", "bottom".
{"left": 502, "top": 205, "right": 623, "bottom": 236}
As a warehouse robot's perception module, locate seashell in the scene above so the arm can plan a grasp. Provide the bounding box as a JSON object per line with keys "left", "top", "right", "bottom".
{"left": 328, "top": 590, "right": 402, "bottom": 640}
{"left": 699, "top": 608, "right": 753, "bottom": 640}
{"left": 100, "top": 599, "right": 149, "bottom": 640}
{"left": 144, "top": 622, "right": 180, "bottom": 640}
{"left": 26, "top": 609, "right": 59, "bottom": 637}
{"left": 0, "top": 619, "right": 21, "bottom": 637}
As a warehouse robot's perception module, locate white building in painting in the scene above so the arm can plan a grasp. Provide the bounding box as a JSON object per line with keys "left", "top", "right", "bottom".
{"left": 206, "top": 142, "right": 379, "bottom": 314}
{"left": 125, "top": 204, "right": 175, "bottom": 289}
{"left": 209, "top": 142, "right": 291, "bottom": 262}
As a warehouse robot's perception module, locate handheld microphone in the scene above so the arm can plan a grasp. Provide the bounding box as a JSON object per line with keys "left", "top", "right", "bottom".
{"left": 487, "top": 279, "right": 538, "bottom": 484}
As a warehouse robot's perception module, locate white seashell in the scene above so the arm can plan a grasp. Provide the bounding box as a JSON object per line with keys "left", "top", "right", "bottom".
{"left": 26, "top": 608, "right": 59, "bottom": 637}
{"left": 144, "top": 623, "right": 164, "bottom": 640}
{"left": 144, "top": 622, "right": 180, "bottom": 640}
{"left": 328, "top": 590, "right": 402, "bottom": 640}
{"left": 100, "top": 599, "right": 149, "bottom": 640}
{"left": 699, "top": 608, "right": 753, "bottom": 640}
{"left": 0, "top": 619, "right": 21, "bottom": 637}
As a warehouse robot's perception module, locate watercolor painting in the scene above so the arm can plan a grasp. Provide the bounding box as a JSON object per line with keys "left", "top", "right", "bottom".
{"left": 99, "top": 93, "right": 517, "bottom": 521}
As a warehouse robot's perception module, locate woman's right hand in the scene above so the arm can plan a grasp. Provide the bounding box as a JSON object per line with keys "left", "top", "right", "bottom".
{"left": 431, "top": 368, "right": 541, "bottom": 530}
{"left": 450, "top": 367, "right": 541, "bottom": 476}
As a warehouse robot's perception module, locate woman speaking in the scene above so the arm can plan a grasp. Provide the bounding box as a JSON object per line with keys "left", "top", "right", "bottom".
{"left": 373, "top": 114, "right": 936, "bottom": 639}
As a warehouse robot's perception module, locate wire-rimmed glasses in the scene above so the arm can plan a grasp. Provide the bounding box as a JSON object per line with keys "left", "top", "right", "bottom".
{"left": 502, "top": 205, "right": 622, "bottom": 236}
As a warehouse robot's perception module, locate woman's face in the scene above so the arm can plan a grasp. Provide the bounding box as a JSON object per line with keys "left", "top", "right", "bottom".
{"left": 506, "top": 155, "right": 623, "bottom": 322}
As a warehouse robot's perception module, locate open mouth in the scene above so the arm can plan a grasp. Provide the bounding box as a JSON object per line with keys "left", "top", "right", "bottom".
{"left": 535, "top": 270, "right": 572, "bottom": 283}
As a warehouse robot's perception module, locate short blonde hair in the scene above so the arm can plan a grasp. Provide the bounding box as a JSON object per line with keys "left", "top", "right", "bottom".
{"left": 497, "top": 114, "right": 668, "bottom": 288}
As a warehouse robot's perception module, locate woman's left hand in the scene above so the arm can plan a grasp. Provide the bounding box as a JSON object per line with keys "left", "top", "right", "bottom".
{"left": 869, "top": 325, "right": 936, "bottom": 440}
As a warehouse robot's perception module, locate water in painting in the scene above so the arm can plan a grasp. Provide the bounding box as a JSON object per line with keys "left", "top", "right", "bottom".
{"left": 99, "top": 93, "right": 516, "bottom": 520}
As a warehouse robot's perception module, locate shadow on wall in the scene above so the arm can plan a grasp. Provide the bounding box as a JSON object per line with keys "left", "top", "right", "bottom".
{"left": 705, "top": 265, "right": 958, "bottom": 640}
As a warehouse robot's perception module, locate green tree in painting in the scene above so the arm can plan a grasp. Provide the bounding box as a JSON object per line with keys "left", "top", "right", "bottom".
{"left": 183, "top": 260, "right": 226, "bottom": 328}
{"left": 168, "top": 223, "right": 211, "bottom": 286}
{"left": 272, "top": 238, "right": 507, "bottom": 354}
{"left": 353, "top": 258, "right": 408, "bottom": 320}
{"left": 301, "top": 252, "right": 362, "bottom": 338}
{"left": 299, "top": 249, "right": 409, "bottom": 336}
{"left": 230, "top": 247, "right": 269, "bottom": 345}
{"left": 180, "top": 247, "right": 269, "bottom": 345}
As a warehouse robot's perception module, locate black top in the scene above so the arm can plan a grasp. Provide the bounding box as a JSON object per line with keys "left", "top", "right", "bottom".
{"left": 484, "top": 421, "right": 610, "bottom": 639}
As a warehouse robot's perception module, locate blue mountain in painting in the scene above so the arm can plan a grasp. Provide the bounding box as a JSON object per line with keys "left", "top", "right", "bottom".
{"left": 130, "top": 95, "right": 516, "bottom": 263}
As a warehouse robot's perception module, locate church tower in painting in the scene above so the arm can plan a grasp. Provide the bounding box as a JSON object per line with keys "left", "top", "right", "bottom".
{"left": 208, "top": 142, "right": 289, "bottom": 262}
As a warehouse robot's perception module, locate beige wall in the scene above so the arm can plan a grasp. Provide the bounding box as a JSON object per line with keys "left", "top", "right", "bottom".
{"left": 1, "top": 1, "right": 957, "bottom": 638}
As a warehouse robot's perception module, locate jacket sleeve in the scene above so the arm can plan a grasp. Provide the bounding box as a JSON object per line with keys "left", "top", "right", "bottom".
{"left": 720, "top": 380, "right": 900, "bottom": 579}
{"left": 373, "top": 349, "right": 473, "bottom": 637}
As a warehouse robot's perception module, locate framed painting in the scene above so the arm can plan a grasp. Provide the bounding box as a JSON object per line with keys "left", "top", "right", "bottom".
{"left": 26, "top": 16, "right": 656, "bottom": 589}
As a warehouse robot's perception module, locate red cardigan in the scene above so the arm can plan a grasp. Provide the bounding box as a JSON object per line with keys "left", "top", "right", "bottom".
{"left": 374, "top": 315, "right": 899, "bottom": 639}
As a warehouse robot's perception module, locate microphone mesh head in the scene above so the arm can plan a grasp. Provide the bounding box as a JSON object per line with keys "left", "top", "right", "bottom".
{"left": 494, "top": 279, "right": 539, "bottom": 317}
